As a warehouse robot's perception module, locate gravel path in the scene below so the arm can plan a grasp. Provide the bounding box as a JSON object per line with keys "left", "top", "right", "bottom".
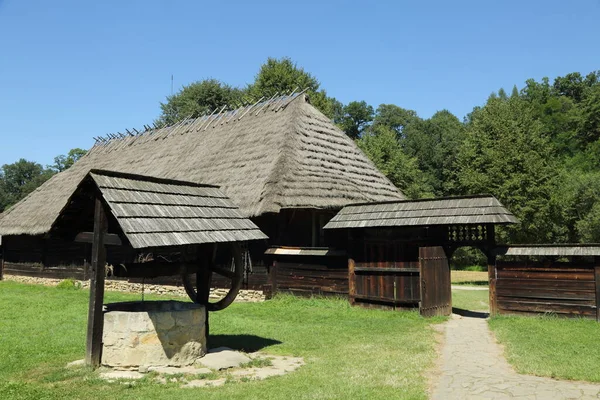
{"left": 430, "top": 314, "right": 600, "bottom": 400}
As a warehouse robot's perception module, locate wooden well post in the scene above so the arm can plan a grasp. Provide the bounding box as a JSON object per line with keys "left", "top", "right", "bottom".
{"left": 85, "top": 198, "right": 108, "bottom": 368}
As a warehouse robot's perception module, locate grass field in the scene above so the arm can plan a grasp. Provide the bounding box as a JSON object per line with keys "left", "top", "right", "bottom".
{"left": 450, "top": 270, "right": 488, "bottom": 285}
{"left": 489, "top": 315, "right": 600, "bottom": 383}
{"left": 0, "top": 281, "right": 443, "bottom": 400}
{"left": 451, "top": 288, "right": 489, "bottom": 312}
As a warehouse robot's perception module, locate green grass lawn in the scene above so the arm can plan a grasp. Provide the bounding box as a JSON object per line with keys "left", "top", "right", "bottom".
{"left": 451, "top": 288, "right": 489, "bottom": 312}
{"left": 0, "top": 281, "right": 443, "bottom": 400}
{"left": 489, "top": 315, "right": 600, "bottom": 383}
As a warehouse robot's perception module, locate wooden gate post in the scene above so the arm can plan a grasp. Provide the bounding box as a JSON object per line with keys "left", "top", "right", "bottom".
{"left": 0, "top": 244, "right": 4, "bottom": 281}
{"left": 487, "top": 254, "right": 498, "bottom": 316}
{"left": 595, "top": 257, "right": 600, "bottom": 322}
{"left": 85, "top": 198, "right": 108, "bottom": 368}
{"left": 348, "top": 257, "right": 356, "bottom": 306}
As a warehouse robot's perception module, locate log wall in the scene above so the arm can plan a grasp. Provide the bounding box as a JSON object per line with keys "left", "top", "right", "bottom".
{"left": 495, "top": 260, "right": 600, "bottom": 321}
{"left": 266, "top": 254, "right": 348, "bottom": 297}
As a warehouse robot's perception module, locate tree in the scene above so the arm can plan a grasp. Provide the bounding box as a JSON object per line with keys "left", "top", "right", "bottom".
{"left": 552, "top": 170, "right": 600, "bottom": 243}
{"left": 157, "top": 79, "right": 244, "bottom": 126}
{"left": 578, "top": 85, "right": 600, "bottom": 145}
{"left": 418, "top": 110, "right": 466, "bottom": 196}
{"left": 553, "top": 72, "right": 586, "bottom": 103}
{"left": 0, "top": 159, "right": 54, "bottom": 212}
{"left": 335, "top": 101, "right": 374, "bottom": 139}
{"left": 356, "top": 126, "right": 432, "bottom": 199}
{"left": 372, "top": 104, "right": 420, "bottom": 138}
{"left": 247, "top": 57, "right": 340, "bottom": 119}
{"left": 510, "top": 85, "right": 519, "bottom": 98}
{"left": 457, "top": 96, "right": 561, "bottom": 243}
{"left": 51, "top": 148, "right": 87, "bottom": 172}
{"left": 497, "top": 88, "right": 508, "bottom": 100}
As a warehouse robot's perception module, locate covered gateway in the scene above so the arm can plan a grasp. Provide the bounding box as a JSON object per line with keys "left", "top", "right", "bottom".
{"left": 324, "top": 195, "right": 518, "bottom": 316}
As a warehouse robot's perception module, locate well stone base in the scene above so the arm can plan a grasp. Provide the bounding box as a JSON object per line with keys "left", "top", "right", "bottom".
{"left": 102, "top": 301, "right": 206, "bottom": 368}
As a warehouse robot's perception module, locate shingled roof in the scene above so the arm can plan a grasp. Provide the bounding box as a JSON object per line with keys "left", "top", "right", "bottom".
{"left": 75, "top": 170, "right": 267, "bottom": 248}
{"left": 323, "top": 195, "right": 518, "bottom": 229}
{"left": 495, "top": 244, "right": 600, "bottom": 257}
{"left": 0, "top": 94, "right": 404, "bottom": 236}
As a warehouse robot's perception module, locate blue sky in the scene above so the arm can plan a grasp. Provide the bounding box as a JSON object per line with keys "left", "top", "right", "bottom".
{"left": 1, "top": 0, "right": 599, "bottom": 166}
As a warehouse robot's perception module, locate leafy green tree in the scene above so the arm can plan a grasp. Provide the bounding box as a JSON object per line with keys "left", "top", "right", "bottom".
{"left": 247, "top": 57, "right": 339, "bottom": 119}
{"left": 578, "top": 85, "right": 600, "bottom": 145}
{"left": 498, "top": 88, "right": 508, "bottom": 100}
{"left": 157, "top": 79, "right": 245, "bottom": 126}
{"left": 419, "top": 110, "right": 466, "bottom": 196}
{"left": 357, "top": 126, "right": 432, "bottom": 199}
{"left": 553, "top": 72, "right": 587, "bottom": 103}
{"left": 336, "top": 101, "right": 374, "bottom": 139}
{"left": 552, "top": 171, "right": 600, "bottom": 242}
{"left": 457, "top": 97, "right": 561, "bottom": 243}
{"left": 510, "top": 85, "right": 519, "bottom": 98}
{"left": 373, "top": 104, "right": 420, "bottom": 138}
{"left": 0, "top": 159, "right": 54, "bottom": 212}
{"left": 51, "top": 148, "right": 87, "bottom": 172}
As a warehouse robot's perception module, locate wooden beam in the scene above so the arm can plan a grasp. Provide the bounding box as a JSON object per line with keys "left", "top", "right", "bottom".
{"left": 85, "top": 198, "right": 108, "bottom": 368}
{"left": 75, "top": 232, "right": 122, "bottom": 246}
{"left": 0, "top": 246, "right": 4, "bottom": 281}
{"left": 196, "top": 248, "right": 213, "bottom": 339}
{"left": 595, "top": 261, "right": 600, "bottom": 323}
{"left": 348, "top": 257, "right": 356, "bottom": 306}
{"left": 488, "top": 253, "right": 498, "bottom": 317}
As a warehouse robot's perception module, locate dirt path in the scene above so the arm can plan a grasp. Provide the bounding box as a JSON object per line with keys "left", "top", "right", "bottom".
{"left": 430, "top": 314, "right": 600, "bottom": 400}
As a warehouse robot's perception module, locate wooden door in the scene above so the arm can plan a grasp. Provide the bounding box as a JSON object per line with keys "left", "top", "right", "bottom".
{"left": 419, "top": 246, "right": 452, "bottom": 317}
{"left": 348, "top": 241, "right": 421, "bottom": 309}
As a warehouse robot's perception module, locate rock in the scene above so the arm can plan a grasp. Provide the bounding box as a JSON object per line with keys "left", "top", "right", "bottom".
{"left": 100, "top": 370, "right": 145, "bottom": 380}
{"left": 66, "top": 359, "right": 85, "bottom": 368}
{"left": 197, "top": 347, "right": 251, "bottom": 370}
{"left": 183, "top": 378, "right": 226, "bottom": 388}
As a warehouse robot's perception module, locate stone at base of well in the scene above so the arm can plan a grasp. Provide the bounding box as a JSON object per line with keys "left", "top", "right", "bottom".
{"left": 102, "top": 301, "right": 206, "bottom": 368}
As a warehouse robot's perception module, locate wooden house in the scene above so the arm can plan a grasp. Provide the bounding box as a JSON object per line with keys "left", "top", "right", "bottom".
{"left": 0, "top": 94, "right": 403, "bottom": 293}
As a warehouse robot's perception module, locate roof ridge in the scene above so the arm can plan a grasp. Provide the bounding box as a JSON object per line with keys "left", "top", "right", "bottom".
{"left": 89, "top": 91, "right": 309, "bottom": 153}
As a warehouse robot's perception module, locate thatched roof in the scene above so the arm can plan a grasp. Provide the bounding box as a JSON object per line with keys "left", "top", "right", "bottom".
{"left": 323, "top": 195, "right": 518, "bottom": 229}
{"left": 85, "top": 170, "right": 267, "bottom": 248}
{"left": 0, "top": 94, "right": 404, "bottom": 236}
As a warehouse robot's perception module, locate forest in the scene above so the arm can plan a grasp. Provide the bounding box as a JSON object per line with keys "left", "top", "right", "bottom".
{"left": 1, "top": 57, "right": 599, "bottom": 246}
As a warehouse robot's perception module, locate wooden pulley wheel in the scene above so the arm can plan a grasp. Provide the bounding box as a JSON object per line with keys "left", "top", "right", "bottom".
{"left": 181, "top": 242, "right": 243, "bottom": 311}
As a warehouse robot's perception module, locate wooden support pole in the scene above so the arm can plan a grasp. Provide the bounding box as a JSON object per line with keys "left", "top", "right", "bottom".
{"left": 196, "top": 246, "right": 213, "bottom": 339}
{"left": 269, "top": 260, "right": 279, "bottom": 298}
{"left": 487, "top": 253, "right": 498, "bottom": 317}
{"left": 0, "top": 245, "right": 4, "bottom": 281}
{"left": 595, "top": 258, "right": 600, "bottom": 323}
{"left": 85, "top": 198, "right": 108, "bottom": 368}
{"left": 348, "top": 257, "right": 356, "bottom": 306}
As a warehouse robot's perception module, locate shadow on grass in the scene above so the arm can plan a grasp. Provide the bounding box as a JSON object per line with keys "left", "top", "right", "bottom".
{"left": 208, "top": 334, "right": 282, "bottom": 352}
{"left": 452, "top": 308, "right": 489, "bottom": 319}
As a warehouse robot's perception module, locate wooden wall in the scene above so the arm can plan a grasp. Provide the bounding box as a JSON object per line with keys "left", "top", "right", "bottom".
{"left": 494, "top": 260, "right": 600, "bottom": 321}
{"left": 266, "top": 254, "right": 348, "bottom": 297}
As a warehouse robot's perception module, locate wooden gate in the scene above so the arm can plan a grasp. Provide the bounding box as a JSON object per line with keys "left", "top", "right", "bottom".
{"left": 348, "top": 241, "right": 421, "bottom": 309}
{"left": 419, "top": 246, "right": 452, "bottom": 317}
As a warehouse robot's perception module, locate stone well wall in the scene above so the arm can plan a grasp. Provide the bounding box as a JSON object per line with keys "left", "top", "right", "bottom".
{"left": 102, "top": 301, "right": 206, "bottom": 368}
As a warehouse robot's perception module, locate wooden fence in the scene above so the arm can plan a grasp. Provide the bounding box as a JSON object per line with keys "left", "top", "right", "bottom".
{"left": 492, "top": 260, "right": 600, "bottom": 321}
{"left": 2, "top": 261, "right": 269, "bottom": 291}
